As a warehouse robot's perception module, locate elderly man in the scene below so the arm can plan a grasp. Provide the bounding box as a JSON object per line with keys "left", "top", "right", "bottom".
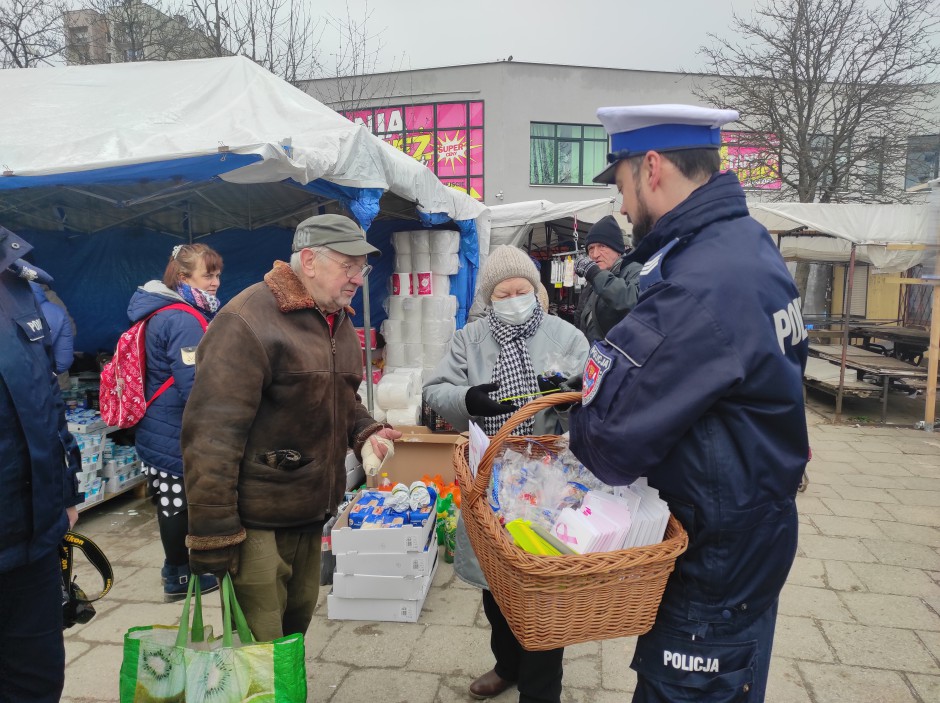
{"left": 572, "top": 215, "right": 642, "bottom": 343}
{"left": 183, "top": 214, "right": 400, "bottom": 641}
{"left": 569, "top": 105, "right": 808, "bottom": 702}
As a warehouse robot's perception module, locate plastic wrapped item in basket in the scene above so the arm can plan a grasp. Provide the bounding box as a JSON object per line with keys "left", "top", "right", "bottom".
{"left": 453, "top": 392, "right": 688, "bottom": 651}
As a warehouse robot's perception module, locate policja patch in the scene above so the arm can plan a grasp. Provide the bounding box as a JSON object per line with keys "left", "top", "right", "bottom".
{"left": 582, "top": 345, "right": 613, "bottom": 406}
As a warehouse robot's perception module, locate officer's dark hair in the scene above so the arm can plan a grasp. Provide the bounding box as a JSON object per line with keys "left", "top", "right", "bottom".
{"left": 629, "top": 148, "right": 721, "bottom": 183}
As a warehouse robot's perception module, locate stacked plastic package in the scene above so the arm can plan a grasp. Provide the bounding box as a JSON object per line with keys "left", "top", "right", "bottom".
{"left": 377, "top": 230, "right": 461, "bottom": 425}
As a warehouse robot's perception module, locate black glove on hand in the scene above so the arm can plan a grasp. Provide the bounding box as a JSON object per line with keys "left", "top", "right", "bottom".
{"left": 190, "top": 545, "right": 240, "bottom": 581}
{"left": 561, "top": 372, "right": 584, "bottom": 392}
{"left": 574, "top": 256, "right": 600, "bottom": 281}
{"left": 465, "top": 382, "right": 519, "bottom": 417}
{"left": 537, "top": 373, "right": 564, "bottom": 395}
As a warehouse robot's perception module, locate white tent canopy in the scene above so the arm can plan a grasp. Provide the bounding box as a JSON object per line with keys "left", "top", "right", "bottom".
{"left": 751, "top": 202, "right": 933, "bottom": 273}
{"left": 487, "top": 198, "right": 616, "bottom": 250}
{"left": 0, "top": 55, "right": 487, "bottom": 237}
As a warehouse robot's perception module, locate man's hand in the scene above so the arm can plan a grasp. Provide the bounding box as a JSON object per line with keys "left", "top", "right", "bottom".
{"left": 363, "top": 428, "right": 402, "bottom": 476}
{"left": 190, "top": 546, "right": 240, "bottom": 580}
{"left": 465, "top": 382, "right": 519, "bottom": 417}
{"left": 574, "top": 256, "right": 600, "bottom": 281}
{"left": 66, "top": 506, "right": 78, "bottom": 529}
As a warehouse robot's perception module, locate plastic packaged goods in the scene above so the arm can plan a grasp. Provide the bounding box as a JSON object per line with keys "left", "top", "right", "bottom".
{"left": 390, "top": 273, "right": 413, "bottom": 297}
{"left": 378, "top": 473, "right": 392, "bottom": 491}
{"left": 402, "top": 319, "right": 422, "bottom": 340}
{"left": 391, "top": 231, "right": 412, "bottom": 253}
{"left": 395, "top": 254, "right": 412, "bottom": 272}
{"left": 381, "top": 318, "right": 403, "bottom": 343}
{"left": 430, "top": 253, "right": 460, "bottom": 275}
{"left": 386, "top": 405, "right": 421, "bottom": 426}
{"left": 410, "top": 230, "right": 431, "bottom": 253}
{"left": 401, "top": 296, "right": 422, "bottom": 321}
{"left": 421, "top": 295, "right": 458, "bottom": 320}
{"left": 386, "top": 295, "right": 408, "bottom": 319}
{"left": 422, "top": 319, "right": 456, "bottom": 343}
{"left": 429, "top": 231, "right": 460, "bottom": 254}
{"left": 432, "top": 274, "right": 451, "bottom": 296}
{"left": 384, "top": 343, "right": 406, "bottom": 369}
{"left": 411, "top": 252, "right": 431, "bottom": 272}
{"left": 376, "top": 373, "right": 415, "bottom": 409}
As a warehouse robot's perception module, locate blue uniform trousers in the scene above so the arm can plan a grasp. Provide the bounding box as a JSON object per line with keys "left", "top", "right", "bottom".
{"left": 631, "top": 599, "right": 779, "bottom": 702}
{"left": 0, "top": 550, "right": 66, "bottom": 703}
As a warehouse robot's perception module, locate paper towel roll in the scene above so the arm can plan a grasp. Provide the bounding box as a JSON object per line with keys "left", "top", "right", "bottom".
{"left": 402, "top": 319, "right": 422, "bottom": 339}
{"left": 376, "top": 374, "right": 415, "bottom": 409}
{"left": 382, "top": 319, "right": 403, "bottom": 343}
{"left": 385, "top": 343, "right": 406, "bottom": 369}
{"left": 386, "top": 405, "right": 421, "bottom": 426}
{"left": 422, "top": 319, "right": 456, "bottom": 343}
{"left": 391, "top": 367, "right": 424, "bottom": 389}
{"left": 411, "top": 231, "right": 430, "bottom": 253}
{"left": 430, "top": 253, "right": 460, "bottom": 275}
{"left": 412, "top": 252, "right": 431, "bottom": 272}
{"left": 386, "top": 296, "right": 407, "bottom": 319}
{"left": 395, "top": 254, "right": 412, "bottom": 273}
{"left": 422, "top": 295, "right": 458, "bottom": 320}
{"left": 401, "top": 296, "right": 422, "bottom": 321}
{"left": 392, "top": 231, "right": 412, "bottom": 253}
{"left": 432, "top": 275, "right": 450, "bottom": 296}
{"left": 429, "top": 231, "right": 460, "bottom": 254}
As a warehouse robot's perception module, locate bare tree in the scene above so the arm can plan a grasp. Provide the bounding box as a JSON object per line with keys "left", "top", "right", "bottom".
{"left": 311, "top": 1, "right": 406, "bottom": 113}
{"left": 696, "top": 0, "right": 940, "bottom": 205}
{"left": 0, "top": 0, "right": 67, "bottom": 67}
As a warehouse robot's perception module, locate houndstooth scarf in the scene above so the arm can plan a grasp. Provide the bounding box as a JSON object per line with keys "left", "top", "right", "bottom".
{"left": 484, "top": 306, "right": 544, "bottom": 436}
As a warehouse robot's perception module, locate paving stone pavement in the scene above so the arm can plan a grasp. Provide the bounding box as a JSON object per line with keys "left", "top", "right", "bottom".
{"left": 61, "top": 408, "right": 940, "bottom": 702}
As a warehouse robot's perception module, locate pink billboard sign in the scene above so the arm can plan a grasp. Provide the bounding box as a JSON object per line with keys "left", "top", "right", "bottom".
{"left": 721, "top": 131, "right": 781, "bottom": 190}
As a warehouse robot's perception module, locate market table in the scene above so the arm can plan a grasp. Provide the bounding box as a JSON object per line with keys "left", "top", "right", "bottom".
{"left": 849, "top": 325, "right": 931, "bottom": 365}
{"left": 808, "top": 343, "right": 930, "bottom": 423}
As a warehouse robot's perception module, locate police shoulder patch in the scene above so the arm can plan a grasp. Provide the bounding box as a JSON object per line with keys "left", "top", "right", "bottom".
{"left": 582, "top": 344, "right": 613, "bottom": 406}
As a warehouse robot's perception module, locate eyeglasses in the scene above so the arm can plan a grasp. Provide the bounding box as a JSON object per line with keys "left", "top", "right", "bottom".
{"left": 314, "top": 249, "right": 372, "bottom": 279}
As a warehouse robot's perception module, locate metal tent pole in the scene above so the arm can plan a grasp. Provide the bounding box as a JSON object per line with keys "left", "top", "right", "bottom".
{"left": 836, "top": 244, "right": 857, "bottom": 422}
{"left": 363, "top": 274, "right": 374, "bottom": 415}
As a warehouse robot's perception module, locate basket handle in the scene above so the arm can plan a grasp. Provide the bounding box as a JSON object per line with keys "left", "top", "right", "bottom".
{"left": 466, "top": 391, "right": 582, "bottom": 508}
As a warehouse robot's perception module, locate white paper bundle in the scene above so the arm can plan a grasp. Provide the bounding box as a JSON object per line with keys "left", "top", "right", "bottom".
{"left": 401, "top": 296, "right": 422, "bottom": 322}
{"left": 386, "top": 405, "right": 421, "bottom": 426}
{"left": 431, "top": 274, "right": 451, "bottom": 296}
{"left": 423, "top": 343, "right": 448, "bottom": 366}
{"left": 411, "top": 231, "right": 430, "bottom": 253}
{"left": 421, "top": 295, "right": 458, "bottom": 320}
{"left": 412, "top": 252, "right": 431, "bottom": 272}
{"left": 429, "top": 231, "right": 460, "bottom": 254}
{"left": 395, "top": 254, "right": 412, "bottom": 272}
{"left": 391, "top": 231, "right": 412, "bottom": 253}
{"left": 376, "top": 373, "right": 415, "bottom": 409}
{"left": 384, "top": 343, "right": 406, "bottom": 368}
{"left": 390, "top": 367, "right": 424, "bottom": 390}
{"left": 382, "top": 319, "right": 403, "bottom": 343}
{"left": 430, "top": 253, "right": 460, "bottom": 275}
{"left": 386, "top": 296, "right": 406, "bottom": 319}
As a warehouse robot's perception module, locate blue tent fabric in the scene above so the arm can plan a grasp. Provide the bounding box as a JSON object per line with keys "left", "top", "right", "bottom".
{"left": 0, "top": 154, "right": 261, "bottom": 190}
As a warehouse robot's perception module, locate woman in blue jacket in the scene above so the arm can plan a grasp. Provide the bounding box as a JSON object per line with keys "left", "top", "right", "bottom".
{"left": 127, "top": 243, "right": 223, "bottom": 601}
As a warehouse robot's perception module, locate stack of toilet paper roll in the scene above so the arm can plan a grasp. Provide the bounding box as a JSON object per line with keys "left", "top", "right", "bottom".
{"left": 384, "top": 231, "right": 461, "bottom": 375}
{"left": 374, "top": 369, "right": 423, "bottom": 426}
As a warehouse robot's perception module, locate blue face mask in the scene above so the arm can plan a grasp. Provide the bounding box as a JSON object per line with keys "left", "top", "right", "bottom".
{"left": 491, "top": 291, "right": 537, "bottom": 326}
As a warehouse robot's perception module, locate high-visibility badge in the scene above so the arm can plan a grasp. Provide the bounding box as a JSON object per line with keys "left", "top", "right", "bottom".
{"left": 583, "top": 345, "right": 613, "bottom": 406}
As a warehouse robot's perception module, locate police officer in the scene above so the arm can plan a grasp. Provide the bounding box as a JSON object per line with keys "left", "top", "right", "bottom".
{"left": 1, "top": 225, "right": 82, "bottom": 702}
{"left": 569, "top": 105, "right": 808, "bottom": 702}
{"left": 572, "top": 215, "right": 642, "bottom": 343}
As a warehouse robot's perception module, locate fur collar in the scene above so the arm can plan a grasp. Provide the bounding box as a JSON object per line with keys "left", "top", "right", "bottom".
{"left": 264, "top": 261, "right": 355, "bottom": 316}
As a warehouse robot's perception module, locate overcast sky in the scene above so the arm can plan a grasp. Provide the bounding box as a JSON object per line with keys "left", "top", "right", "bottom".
{"left": 316, "top": 0, "right": 753, "bottom": 74}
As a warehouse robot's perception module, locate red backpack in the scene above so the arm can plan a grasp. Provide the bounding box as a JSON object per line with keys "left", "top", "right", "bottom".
{"left": 99, "top": 304, "right": 208, "bottom": 429}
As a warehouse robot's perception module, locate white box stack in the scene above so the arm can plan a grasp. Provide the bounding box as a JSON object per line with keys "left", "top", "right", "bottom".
{"left": 327, "top": 489, "right": 438, "bottom": 623}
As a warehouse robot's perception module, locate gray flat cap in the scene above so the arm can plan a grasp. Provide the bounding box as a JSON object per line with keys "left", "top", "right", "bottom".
{"left": 292, "top": 214, "right": 381, "bottom": 257}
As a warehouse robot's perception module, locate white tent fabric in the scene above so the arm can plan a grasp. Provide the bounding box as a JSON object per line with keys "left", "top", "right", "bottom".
{"left": 487, "top": 198, "right": 616, "bottom": 250}
{"left": 0, "top": 56, "right": 487, "bottom": 237}
{"left": 751, "top": 202, "right": 933, "bottom": 273}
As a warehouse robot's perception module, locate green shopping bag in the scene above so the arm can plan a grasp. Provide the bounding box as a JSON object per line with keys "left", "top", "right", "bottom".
{"left": 119, "top": 574, "right": 306, "bottom": 703}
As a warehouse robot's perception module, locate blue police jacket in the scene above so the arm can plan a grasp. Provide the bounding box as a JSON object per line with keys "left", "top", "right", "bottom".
{"left": 570, "top": 171, "right": 809, "bottom": 622}
{"left": 0, "top": 227, "right": 81, "bottom": 572}
{"left": 127, "top": 282, "right": 208, "bottom": 476}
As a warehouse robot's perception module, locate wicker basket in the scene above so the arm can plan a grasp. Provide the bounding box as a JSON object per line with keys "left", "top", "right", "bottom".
{"left": 453, "top": 391, "right": 688, "bottom": 651}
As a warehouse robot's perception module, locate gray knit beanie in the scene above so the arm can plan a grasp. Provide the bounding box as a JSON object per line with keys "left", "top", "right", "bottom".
{"left": 476, "top": 245, "right": 542, "bottom": 307}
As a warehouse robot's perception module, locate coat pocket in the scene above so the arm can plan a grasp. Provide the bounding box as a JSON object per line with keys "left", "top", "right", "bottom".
{"left": 257, "top": 449, "right": 303, "bottom": 471}
{"left": 631, "top": 629, "right": 756, "bottom": 701}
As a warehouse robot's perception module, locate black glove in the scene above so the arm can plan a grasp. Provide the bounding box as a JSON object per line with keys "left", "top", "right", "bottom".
{"left": 574, "top": 256, "right": 600, "bottom": 282}
{"left": 537, "top": 373, "right": 565, "bottom": 395}
{"left": 561, "top": 372, "right": 583, "bottom": 392}
{"left": 189, "top": 545, "right": 240, "bottom": 580}
{"left": 465, "top": 382, "right": 519, "bottom": 417}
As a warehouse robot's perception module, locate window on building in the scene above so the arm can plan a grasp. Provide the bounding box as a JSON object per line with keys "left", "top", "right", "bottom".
{"left": 861, "top": 136, "right": 887, "bottom": 194}
{"left": 530, "top": 123, "right": 608, "bottom": 186}
{"left": 905, "top": 135, "right": 940, "bottom": 190}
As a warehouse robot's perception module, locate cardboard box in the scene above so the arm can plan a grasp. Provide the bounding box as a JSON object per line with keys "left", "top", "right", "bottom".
{"left": 332, "top": 551, "right": 439, "bottom": 600}
{"left": 334, "top": 531, "right": 438, "bottom": 577}
{"left": 366, "top": 426, "right": 462, "bottom": 488}
{"left": 331, "top": 490, "right": 437, "bottom": 555}
{"left": 327, "top": 556, "right": 437, "bottom": 622}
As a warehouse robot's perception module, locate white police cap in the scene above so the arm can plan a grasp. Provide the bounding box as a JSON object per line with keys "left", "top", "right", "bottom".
{"left": 593, "top": 104, "right": 739, "bottom": 184}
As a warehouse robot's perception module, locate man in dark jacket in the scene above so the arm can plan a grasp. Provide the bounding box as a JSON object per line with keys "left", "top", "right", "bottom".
{"left": 1, "top": 226, "right": 82, "bottom": 702}
{"left": 183, "top": 214, "right": 401, "bottom": 641}
{"left": 570, "top": 106, "right": 808, "bottom": 702}
{"left": 572, "top": 215, "right": 642, "bottom": 343}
